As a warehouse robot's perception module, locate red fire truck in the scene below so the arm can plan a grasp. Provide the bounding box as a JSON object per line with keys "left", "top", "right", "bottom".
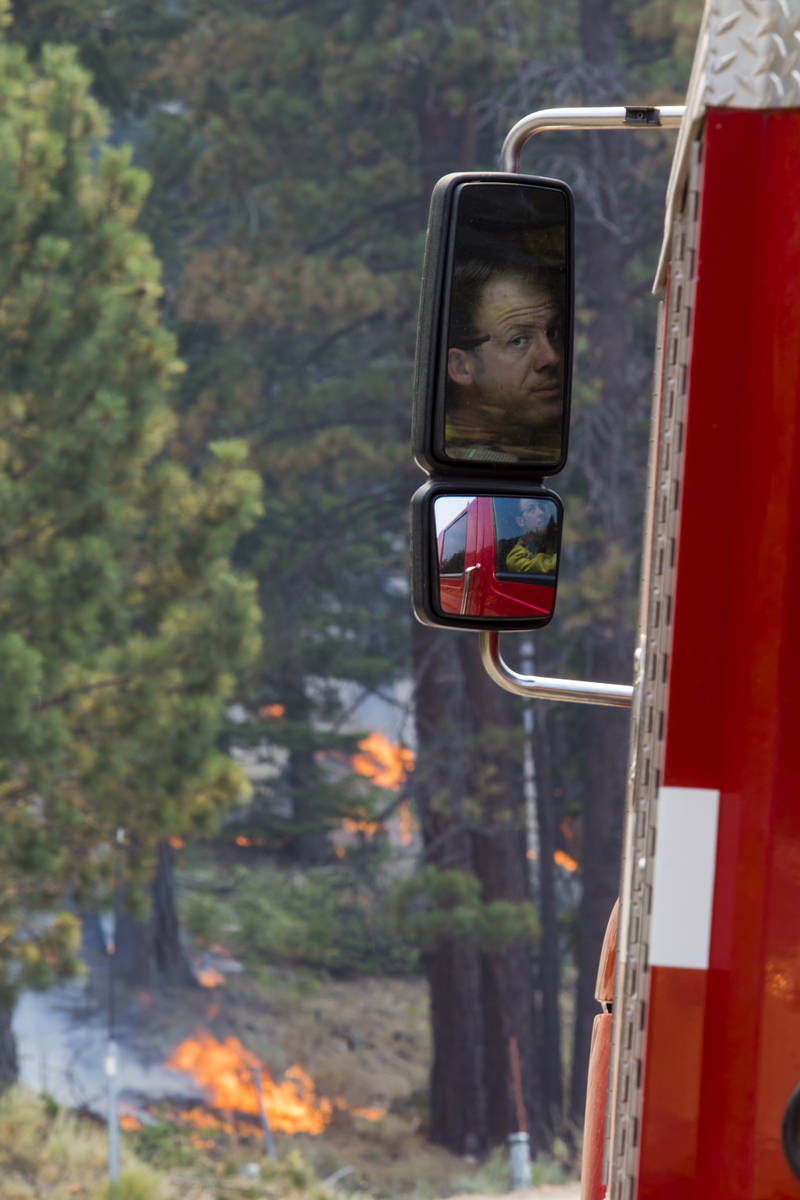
{"left": 411, "top": 0, "right": 800, "bottom": 1194}
{"left": 596, "top": 2, "right": 800, "bottom": 1196}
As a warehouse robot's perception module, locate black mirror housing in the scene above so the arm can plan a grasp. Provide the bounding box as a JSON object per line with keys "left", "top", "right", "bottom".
{"left": 410, "top": 479, "right": 564, "bottom": 632}
{"left": 412, "top": 172, "right": 574, "bottom": 480}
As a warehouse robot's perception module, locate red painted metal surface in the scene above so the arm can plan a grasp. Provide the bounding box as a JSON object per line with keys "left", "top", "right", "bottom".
{"left": 637, "top": 109, "right": 800, "bottom": 1197}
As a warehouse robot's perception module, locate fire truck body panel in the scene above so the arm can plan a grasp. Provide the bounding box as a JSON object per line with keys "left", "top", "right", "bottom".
{"left": 635, "top": 104, "right": 800, "bottom": 1200}
{"left": 607, "top": 3, "right": 800, "bottom": 1192}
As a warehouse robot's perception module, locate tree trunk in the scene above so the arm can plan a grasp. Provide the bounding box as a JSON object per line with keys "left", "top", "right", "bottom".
{"left": 151, "top": 840, "right": 198, "bottom": 987}
{"left": 0, "top": 1000, "right": 18, "bottom": 1089}
{"left": 283, "top": 673, "right": 329, "bottom": 865}
{"left": 564, "top": 0, "right": 643, "bottom": 1126}
{"left": 531, "top": 706, "right": 564, "bottom": 1133}
{"left": 568, "top": 691, "right": 628, "bottom": 1123}
{"left": 426, "top": 937, "right": 487, "bottom": 1156}
{"left": 412, "top": 622, "right": 547, "bottom": 1154}
{"left": 413, "top": 621, "right": 486, "bottom": 1153}
{"left": 115, "top": 840, "right": 198, "bottom": 989}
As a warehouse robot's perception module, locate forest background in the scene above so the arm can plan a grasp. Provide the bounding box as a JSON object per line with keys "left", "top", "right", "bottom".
{"left": 0, "top": 0, "right": 701, "bottom": 1184}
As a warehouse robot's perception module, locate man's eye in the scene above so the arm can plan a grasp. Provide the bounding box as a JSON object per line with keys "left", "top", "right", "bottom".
{"left": 508, "top": 333, "right": 531, "bottom": 348}
{"left": 547, "top": 324, "right": 564, "bottom": 343}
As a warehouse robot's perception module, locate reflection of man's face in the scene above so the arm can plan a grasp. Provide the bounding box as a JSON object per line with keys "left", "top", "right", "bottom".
{"left": 516, "top": 497, "right": 550, "bottom": 533}
{"left": 447, "top": 275, "right": 563, "bottom": 447}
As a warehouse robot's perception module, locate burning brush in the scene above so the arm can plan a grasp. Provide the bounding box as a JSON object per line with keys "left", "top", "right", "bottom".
{"left": 165, "top": 1030, "right": 384, "bottom": 1144}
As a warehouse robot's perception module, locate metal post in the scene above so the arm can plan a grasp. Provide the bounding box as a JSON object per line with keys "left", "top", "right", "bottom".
{"left": 508, "top": 1036, "right": 531, "bottom": 1188}
{"left": 520, "top": 638, "right": 540, "bottom": 899}
{"left": 251, "top": 1066, "right": 277, "bottom": 1160}
{"left": 107, "top": 825, "right": 124, "bottom": 1192}
{"left": 508, "top": 1133, "right": 532, "bottom": 1189}
{"left": 106, "top": 1039, "right": 119, "bottom": 1190}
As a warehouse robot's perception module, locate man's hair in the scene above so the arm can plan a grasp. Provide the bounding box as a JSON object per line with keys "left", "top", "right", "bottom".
{"left": 448, "top": 252, "right": 561, "bottom": 349}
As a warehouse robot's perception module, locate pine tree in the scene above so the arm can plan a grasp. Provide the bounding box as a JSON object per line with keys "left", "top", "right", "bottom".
{"left": 0, "top": 12, "right": 261, "bottom": 1079}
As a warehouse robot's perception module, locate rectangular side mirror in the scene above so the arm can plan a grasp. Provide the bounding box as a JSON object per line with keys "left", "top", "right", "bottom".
{"left": 410, "top": 480, "right": 563, "bottom": 631}
{"left": 412, "top": 173, "right": 574, "bottom": 479}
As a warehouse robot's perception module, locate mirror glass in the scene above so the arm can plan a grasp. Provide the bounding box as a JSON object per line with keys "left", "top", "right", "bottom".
{"left": 441, "top": 181, "right": 570, "bottom": 471}
{"left": 434, "top": 493, "right": 560, "bottom": 621}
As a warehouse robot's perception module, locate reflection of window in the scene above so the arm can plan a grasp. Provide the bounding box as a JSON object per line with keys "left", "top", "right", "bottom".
{"left": 492, "top": 498, "right": 558, "bottom": 581}
{"left": 440, "top": 513, "right": 467, "bottom": 575}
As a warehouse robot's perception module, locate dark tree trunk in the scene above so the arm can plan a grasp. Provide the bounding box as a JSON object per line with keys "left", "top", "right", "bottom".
{"left": 115, "top": 840, "right": 198, "bottom": 990}
{"left": 531, "top": 706, "right": 564, "bottom": 1133}
{"left": 563, "top": 0, "right": 646, "bottom": 1127}
{"left": 413, "top": 621, "right": 486, "bottom": 1154}
{"left": 412, "top": 622, "right": 547, "bottom": 1155}
{"left": 283, "top": 674, "right": 329, "bottom": 865}
{"left": 151, "top": 840, "right": 198, "bottom": 987}
{"left": 467, "top": 640, "right": 545, "bottom": 1150}
{"left": 568, "top": 693, "right": 628, "bottom": 1123}
{"left": 0, "top": 1001, "right": 18, "bottom": 1089}
{"left": 426, "top": 937, "right": 487, "bottom": 1156}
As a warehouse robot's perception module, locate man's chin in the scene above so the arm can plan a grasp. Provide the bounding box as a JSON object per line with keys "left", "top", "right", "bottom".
{"left": 528, "top": 388, "right": 562, "bottom": 408}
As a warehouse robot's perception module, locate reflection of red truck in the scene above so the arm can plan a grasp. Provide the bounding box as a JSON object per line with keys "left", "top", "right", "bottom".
{"left": 437, "top": 495, "right": 556, "bottom": 618}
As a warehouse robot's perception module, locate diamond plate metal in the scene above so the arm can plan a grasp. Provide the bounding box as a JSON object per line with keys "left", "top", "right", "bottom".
{"left": 705, "top": 0, "right": 800, "bottom": 108}
{"left": 605, "top": 136, "right": 704, "bottom": 1200}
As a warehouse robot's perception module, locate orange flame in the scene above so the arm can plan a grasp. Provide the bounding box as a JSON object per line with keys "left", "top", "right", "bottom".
{"left": 397, "top": 800, "right": 416, "bottom": 845}
{"left": 119, "top": 1114, "right": 142, "bottom": 1131}
{"left": 259, "top": 704, "right": 285, "bottom": 719}
{"left": 342, "top": 813, "right": 380, "bottom": 839}
{"left": 526, "top": 848, "right": 579, "bottom": 872}
{"left": 554, "top": 849, "right": 579, "bottom": 873}
{"left": 197, "top": 967, "right": 225, "bottom": 989}
{"left": 351, "top": 732, "right": 414, "bottom": 791}
{"left": 167, "top": 1032, "right": 333, "bottom": 1135}
{"left": 235, "top": 835, "right": 265, "bottom": 847}
{"left": 166, "top": 1032, "right": 385, "bottom": 1137}
{"left": 180, "top": 1106, "right": 222, "bottom": 1129}
{"left": 169, "top": 835, "right": 184, "bottom": 849}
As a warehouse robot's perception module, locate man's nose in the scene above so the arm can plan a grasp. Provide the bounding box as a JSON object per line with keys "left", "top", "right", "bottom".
{"left": 533, "top": 333, "right": 560, "bottom": 369}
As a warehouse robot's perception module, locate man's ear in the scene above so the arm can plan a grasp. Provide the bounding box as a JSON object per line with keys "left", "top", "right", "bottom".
{"left": 447, "top": 347, "right": 474, "bottom": 387}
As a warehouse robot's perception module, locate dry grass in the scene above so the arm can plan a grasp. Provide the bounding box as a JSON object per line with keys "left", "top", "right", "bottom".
{"left": 0, "top": 1082, "right": 578, "bottom": 1200}
{"left": 0, "top": 1087, "right": 164, "bottom": 1200}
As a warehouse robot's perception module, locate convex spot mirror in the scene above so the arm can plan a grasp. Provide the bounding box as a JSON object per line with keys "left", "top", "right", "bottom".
{"left": 413, "top": 173, "right": 574, "bottom": 478}
{"left": 410, "top": 481, "right": 563, "bottom": 631}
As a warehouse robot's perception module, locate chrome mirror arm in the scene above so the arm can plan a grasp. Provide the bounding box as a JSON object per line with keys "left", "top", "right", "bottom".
{"left": 479, "top": 632, "right": 633, "bottom": 708}
{"left": 501, "top": 105, "right": 685, "bottom": 173}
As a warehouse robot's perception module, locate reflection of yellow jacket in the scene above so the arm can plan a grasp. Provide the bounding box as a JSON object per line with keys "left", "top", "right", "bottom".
{"left": 506, "top": 541, "right": 557, "bottom": 574}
